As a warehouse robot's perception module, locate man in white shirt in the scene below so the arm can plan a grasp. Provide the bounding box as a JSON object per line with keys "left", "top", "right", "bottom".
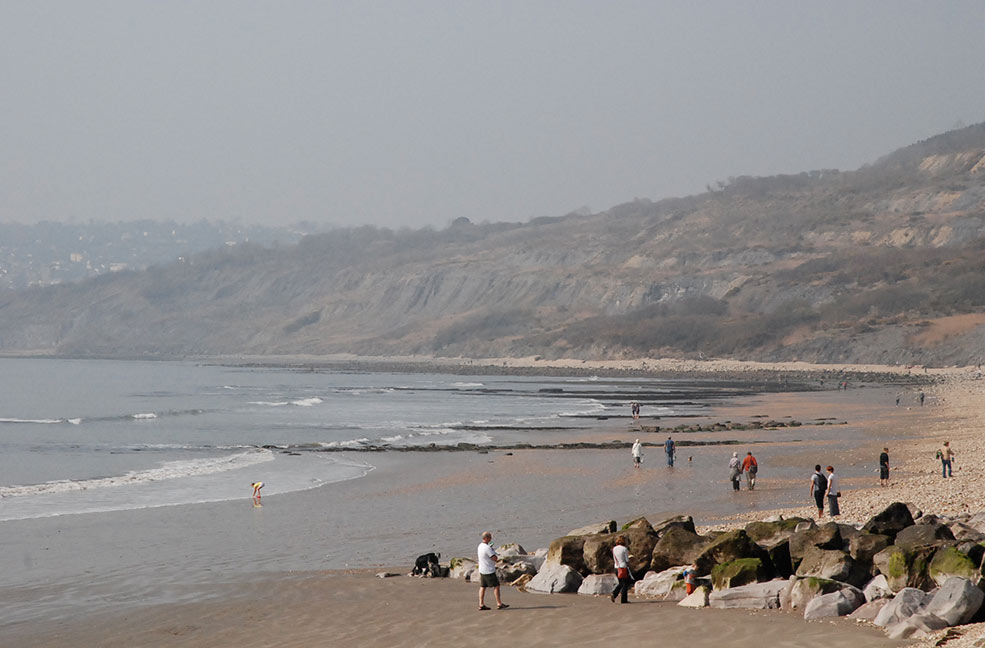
{"left": 632, "top": 439, "right": 642, "bottom": 468}
{"left": 477, "top": 531, "right": 508, "bottom": 610}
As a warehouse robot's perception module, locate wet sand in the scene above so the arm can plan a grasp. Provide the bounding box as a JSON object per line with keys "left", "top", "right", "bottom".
{"left": 6, "top": 570, "right": 904, "bottom": 648}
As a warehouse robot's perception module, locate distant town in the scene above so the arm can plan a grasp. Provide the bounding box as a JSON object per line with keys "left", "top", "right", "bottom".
{"left": 0, "top": 220, "right": 310, "bottom": 290}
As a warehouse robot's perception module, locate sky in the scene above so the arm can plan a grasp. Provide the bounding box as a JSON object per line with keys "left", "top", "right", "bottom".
{"left": 2, "top": 2, "right": 984, "bottom": 230}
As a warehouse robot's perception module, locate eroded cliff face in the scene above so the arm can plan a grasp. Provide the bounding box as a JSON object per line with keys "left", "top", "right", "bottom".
{"left": 3, "top": 124, "right": 985, "bottom": 364}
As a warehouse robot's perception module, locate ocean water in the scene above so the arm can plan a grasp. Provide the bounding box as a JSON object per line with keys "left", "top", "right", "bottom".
{"left": 0, "top": 359, "right": 750, "bottom": 522}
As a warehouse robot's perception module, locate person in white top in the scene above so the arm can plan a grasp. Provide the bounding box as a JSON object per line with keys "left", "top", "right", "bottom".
{"left": 477, "top": 531, "right": 508, "bottom": 611}
{"left": 631, "top": 439, "right": 642, "bottom": 468}
{"left": 610, "top": 535, "right": 632, "bottom": 603}
{"left": 824, "top": 465, "right": 840, "bottom": 516}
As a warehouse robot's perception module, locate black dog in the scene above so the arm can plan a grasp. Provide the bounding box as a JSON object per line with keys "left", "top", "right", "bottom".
{"left": 411, "top": 552, "right": 441, "bottom": 577}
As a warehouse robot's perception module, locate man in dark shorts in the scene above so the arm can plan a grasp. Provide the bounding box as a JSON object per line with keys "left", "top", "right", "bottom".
{"left": 879, "top": 448, "right": 890, "bottom": 486}
{"left": 809, "top": 464, "right": 826, "bottom": 518}
{"left": 477, "top": 531, "right": 508, "bottom": 610}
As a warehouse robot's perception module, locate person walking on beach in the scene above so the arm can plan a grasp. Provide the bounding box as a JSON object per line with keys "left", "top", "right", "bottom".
{"left": 937, "top": 441, "right": 954, "bottom": 478}
{"left": 879, "top": 448, "right": 890, "bottom": 486}
{"left": 896, "top": 393, "right": 901, "bottom": 406}
{"left": 728, "top": 452, "right": 742, "bottom": 491}
{"left": 610, "top": 535, "right": 633, "bottom": 604}
{"left": 631, "top": 402, "right": 640, "bottom": 421}
{"left": 810, "top": 465, "right": 826, "bottom": 518}
{"left": 824, "top": 466, "right": 840, "bottom": 516}
{"left": 664, "top": 436, "right": 676, "bottom": 467}
{"left": 919, "top": 391, "right": 925, "bottom": 406}
{"left": 477, "top": 531, "right": 508, "bottom": 610}
{"left": 742, "top": 451, "right": 758, "bottom": 490}
{"left": 632, "top": 439, "right": 643, "bottom": 468}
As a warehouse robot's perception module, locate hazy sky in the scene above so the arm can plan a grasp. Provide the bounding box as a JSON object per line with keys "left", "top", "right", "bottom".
{"left": 2, "top": 2, "right": 984, "bottom": 230}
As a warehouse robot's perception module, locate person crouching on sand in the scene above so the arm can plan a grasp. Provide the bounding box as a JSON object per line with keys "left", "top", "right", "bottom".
{"left": 251, "top": 481, "right": 264, "bottom": 498}
{"left": 683, "top": 563, "right": 698, "bottom": 595}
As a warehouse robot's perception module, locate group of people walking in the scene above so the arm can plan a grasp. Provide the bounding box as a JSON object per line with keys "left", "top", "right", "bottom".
{"left": 630, "top": 436, "right": 677, "bottom": 467}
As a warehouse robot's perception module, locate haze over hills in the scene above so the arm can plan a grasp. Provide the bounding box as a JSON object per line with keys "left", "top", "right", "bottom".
{"left": 3, "top": 123, "right": 985, "bottom": 366}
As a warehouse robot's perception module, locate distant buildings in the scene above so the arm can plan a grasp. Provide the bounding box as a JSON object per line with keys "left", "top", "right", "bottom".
{"left": 0, "top": 220, "right": 307, "bottom": 290}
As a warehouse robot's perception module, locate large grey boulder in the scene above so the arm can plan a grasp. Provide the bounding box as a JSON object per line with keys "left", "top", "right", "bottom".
{"left": 526, "top": 563, "right": 583, "bottom": 594}
{"left": 780, "top": 576, "right": 851, "bottom": 611}
{"left": 928, "top": 546, "right": 980, "bottom": 587}
{"left": 849, "top": 599, "right": 889, "bottom": 621}
{"left": 546, "top": 536, "right": 588, "bottom": 574}
{"left": 694, "top": 529, "right": 765, "bottom": 576}
{"left": 789, "top": 523, "right": 842, "bottom": 567}
{"left": 497, "top": 556, "right": 540, "bottom": 583}
{"left": 849, "top": 533, "right": 891, "bottom": 568}
{"left": 863, "top": 574, "right": 894, "bottom": 602}
{"left": 873, "top": 587, "right": 929, "bottom": 627}
{"left": 449, "top": 557, "right": 477, "bottom": 580}
{"left": 651, "top": 514, "right": 696, "bottom": 538}
{"left": 497, "top": 542, "right": 527, "bottom": 558}
{"left": 649, "top": 525, "right": 710, "bottom": 572}
{"left": 949, "top": 521, "right": 985, "bottom": 543}
{"left": 885, "top": 613, "right": 950, "bottom": 640}
{"left": 963, "top": 511, "right": 985, "bottom": 535}
{"left": 923, "top": 577, "right": 985, "bottom": 626}
{"left": 873, "top": 545, "right": 936, "bottom": 592}
{"left": 678, "top": 586, "right": 710, "bottom": 608}
{"left": 567, "top": 521, "right": 617, "bottom": 536}
{"left": 634, "top": 566, "right": 686, "bottom": 598}
{"left": 803, "top": 588, "right": 865, "bottom": 619}
{"left": 894, "top": 522, "right": 956, "bottom": 551}
{"left": 795, "top": 546, "right": 855, "bottom": 583}
{"left": 862, "top": 502, "right": 915, "bottom": 540}
{"left": 744, "top": 518, "right": 808, "bottom": 545}
{"left": 712, "top": 558, "right": 767, "bottom": 590}
{"left": 708, "top": 579, "right": 787, "bottom": 609}
{"left": 577, "top": 573, "right": 619, "bottom": 596}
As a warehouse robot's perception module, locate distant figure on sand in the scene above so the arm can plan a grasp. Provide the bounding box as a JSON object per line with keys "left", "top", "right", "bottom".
{"left": 742, "top": 452, "right": 758, "bottom": 490}
{"left": 810, "top": 465, "right": 826, "bottom": 518}
{"left": 919, "top": 391, "right": 925, "bottom": 406}
{"left": 728, "top": 452, "right": 742, "bottom": 491}
{"left": 937, "top": 441, "right": 954, "bottom": 478}
{"left": 610, "top": 535, "right": 632, "bottom": 604}
{"left": 477, "top": 531, "right": 508, "bottom": 611}
{"left": 631, "top": 402, "right": 640, "bottom": 421}
{"left": 825, "top": 466, "right": 840, "bottom": 516}
{"left": 664, "top": 436, "right": 676, "bottom": 466}
{"left": 632, "top": 439, "right": 643, "bottom": 468}
{"left": 879, "top": 448, "right": 890, "bottom": 486}
{"left": 895, "top": 393, "right": 901, "bottom": 406}
{"left": 251, "top": 481, "right": 264, "bottom": 498}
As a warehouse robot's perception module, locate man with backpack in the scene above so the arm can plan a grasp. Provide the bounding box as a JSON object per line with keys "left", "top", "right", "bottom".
{"left": 809, "top": 464, "right": 826, "bottom": 518}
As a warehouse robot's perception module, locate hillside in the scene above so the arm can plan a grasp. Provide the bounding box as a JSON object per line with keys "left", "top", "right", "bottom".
{"left": 3, "top": 123, "right": 985, "bottom": 366}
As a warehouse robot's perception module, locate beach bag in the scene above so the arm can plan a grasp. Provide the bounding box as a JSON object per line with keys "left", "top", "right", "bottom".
{"left": 617, "top": 567, "right": 629, "bottom": 579}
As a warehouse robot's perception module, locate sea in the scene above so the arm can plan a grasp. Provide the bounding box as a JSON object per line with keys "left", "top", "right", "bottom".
{"left": 0, "top": 358, "right": 897, "bottom": 627}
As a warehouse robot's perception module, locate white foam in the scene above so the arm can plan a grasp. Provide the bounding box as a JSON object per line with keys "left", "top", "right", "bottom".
{"left": 0, "top": 449, "right": 274, "bottom": 499}
{"left": 131, "top": 413, "right": 158, "bottom": 420}
{"left": 67, "top": 418, "right": 82, "bottom": 425}
{"left": 0, "top": 417, "right": 64, "bottom": 424}
{"left": 250, "top": 401, "right": 289, "bottom": 407}
{"left": 291, "top": 397, "right": 323, "bottom": 407}
{"left": 451, "top": 382, "right": 484, "bottom": 388}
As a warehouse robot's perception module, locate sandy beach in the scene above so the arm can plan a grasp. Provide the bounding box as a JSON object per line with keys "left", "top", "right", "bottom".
{"left": 8, "top": 357, "right": 985, "bottom": 648}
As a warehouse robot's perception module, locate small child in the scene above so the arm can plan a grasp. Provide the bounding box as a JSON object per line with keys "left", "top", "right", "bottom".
{"left": 683, "top": 563, "right": 698, "bottom": 595}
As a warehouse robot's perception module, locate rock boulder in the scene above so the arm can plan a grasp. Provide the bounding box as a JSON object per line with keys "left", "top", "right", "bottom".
{"left": 872, "top": 587, "right": 929, "bottom": 627}
{"left": 708, "top": 579, "right": 787, "bottom": 609}
{"left": 923, "top": 576, "right": 985, "bottom": 626}
{"left": 526, "top": 563, "right": 584, "bottom": 594}
{"left": 862, "top": 502, "right": 915, "bottom": 540}
{"left": 577, "top": 573, "right": 619, "bottom": 596}
{"left": 802, "top": 588, "right": 865, "bottom": 620}
{"left": 649, "top": 525, "right": 710, "bottom": 572}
